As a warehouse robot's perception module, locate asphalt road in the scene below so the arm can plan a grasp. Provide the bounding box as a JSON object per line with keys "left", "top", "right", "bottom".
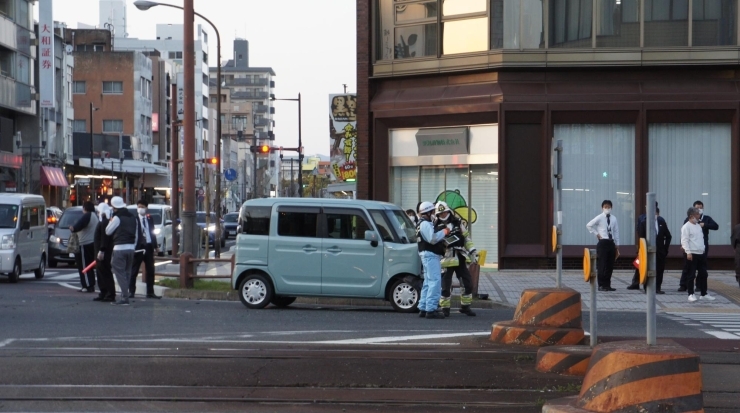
{"left": 1, "top": 249, "right": 738, "bottom": 412}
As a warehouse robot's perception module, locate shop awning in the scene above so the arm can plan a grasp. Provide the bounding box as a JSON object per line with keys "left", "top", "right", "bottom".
{"left": 40, "top": 166, "right": 68, "bottom": 187}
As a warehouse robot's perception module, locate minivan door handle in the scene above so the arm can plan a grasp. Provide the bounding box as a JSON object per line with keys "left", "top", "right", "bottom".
{"left": 327, "top": 246, "right": 342, "bottom": 253}
{"left": 302, "top": 245, "right": 317, "bottom": 253}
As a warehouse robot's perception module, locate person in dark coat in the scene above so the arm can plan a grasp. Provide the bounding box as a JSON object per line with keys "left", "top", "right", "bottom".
{"left": 627, "top": 208, "right": 672, "bottom": 293}
{"left": 732, "top": 223, "right": 740, "bottom": 288}
{"left": 93, "top": 203, "right": 115, "bottom": 302}
{"left": 129, "top": 199, "right": 160, "bottom": 299}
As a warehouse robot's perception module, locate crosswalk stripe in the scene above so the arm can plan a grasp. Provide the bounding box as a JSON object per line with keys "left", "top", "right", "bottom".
{"left": 668, "top": 312, "right": 740, "bottom": 340}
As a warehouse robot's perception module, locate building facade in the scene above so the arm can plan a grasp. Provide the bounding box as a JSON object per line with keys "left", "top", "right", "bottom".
{"left": 358, "top": 0, "right": 740, "bottom": 269}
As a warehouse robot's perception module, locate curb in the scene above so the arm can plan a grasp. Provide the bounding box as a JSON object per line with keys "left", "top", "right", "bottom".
{"left": 162, "top": 289, "right": 508, "bottom": 309}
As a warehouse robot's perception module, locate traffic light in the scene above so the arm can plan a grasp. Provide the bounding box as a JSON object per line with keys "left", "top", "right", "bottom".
{"left": 208, "top": 157, "right": 218, "bottom": 165}
{"left": 250, "top": 145, "right": 273, "bottom": 154}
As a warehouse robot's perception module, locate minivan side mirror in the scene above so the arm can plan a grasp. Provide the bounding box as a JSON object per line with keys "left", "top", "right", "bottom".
{"left": 164, "top": 220, "right": 172, "bottom": 226}
{"left": 364, "top": 230, "right": 379, "bottom": 247}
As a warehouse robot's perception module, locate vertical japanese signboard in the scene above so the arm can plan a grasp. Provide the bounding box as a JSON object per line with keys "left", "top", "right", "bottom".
{"left": 39, "top": 0, "right": 55, "bottom": 108}
{"left": 176, "top": 72, "right": 185, "bottom": 120}
{"left": 328, "top": 94, "right": 357, "bottom": 182}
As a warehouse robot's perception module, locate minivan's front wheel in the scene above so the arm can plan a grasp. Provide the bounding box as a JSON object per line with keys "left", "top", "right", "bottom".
{"left": 239, "top": 274, "right": 273, "bottom": 309}
{"left": 389, "top": 278, "right": 419, "bottom": 313}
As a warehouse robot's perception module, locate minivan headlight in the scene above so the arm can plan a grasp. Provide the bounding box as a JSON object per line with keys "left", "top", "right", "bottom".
{"left": 207, "top": 225, "right": 216, "bottom": 232}
{"left": 1, "top": 234, "right": 15, "bottom": 250}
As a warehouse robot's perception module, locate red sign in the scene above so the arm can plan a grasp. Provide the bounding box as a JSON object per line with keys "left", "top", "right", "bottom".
{"left": 152, "top": 113, "right": 159, "bottom": 132}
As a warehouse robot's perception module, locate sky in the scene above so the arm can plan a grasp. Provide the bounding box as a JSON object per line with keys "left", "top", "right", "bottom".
{"left": 38, "top": 0, "right": 357, "bottom": 157}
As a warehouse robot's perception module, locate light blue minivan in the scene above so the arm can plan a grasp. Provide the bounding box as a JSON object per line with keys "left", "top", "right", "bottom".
{"left": 231, "top": 198, "right": 422, "bottom": 312}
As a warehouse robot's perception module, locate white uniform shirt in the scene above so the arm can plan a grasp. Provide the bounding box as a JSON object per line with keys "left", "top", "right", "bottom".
{"left": 586, "top": 213, "right": 620, "bottom": 246}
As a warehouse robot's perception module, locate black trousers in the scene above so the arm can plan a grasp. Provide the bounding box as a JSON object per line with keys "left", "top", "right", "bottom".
{"left": 630, "top": 252, "right": 666, "bottom": 291}
{"left": 596, "top": 239, "right": 616, "bottom": 288}
{"left": 129, "top": 244, "right": 155, "bottom": 296}
{"left": 684, "top": 253, "right": 707, "bottom": 296}
{"left": 680, "top": 244, "right": 710, "bottom": 288}
{"left": 441, "top": 254, "right": 473, "bottom": 298}
{"left": 75, "top": 243, "right": 96, "bottom": 289}
{"left": 96, "top": 254, "right": 115, "bottom": 299}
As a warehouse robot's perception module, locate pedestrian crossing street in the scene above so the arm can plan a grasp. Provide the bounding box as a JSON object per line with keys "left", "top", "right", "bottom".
{"left": 667, "top": 312, "right": 740, "bottom": 340}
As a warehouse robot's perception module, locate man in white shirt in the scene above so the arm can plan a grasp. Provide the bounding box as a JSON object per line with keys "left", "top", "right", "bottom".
{"left": 681, "top": 207, "right": 714, "bottom": 302}
{"left": 586, "top": 200, "right": 620, "bottom": 292}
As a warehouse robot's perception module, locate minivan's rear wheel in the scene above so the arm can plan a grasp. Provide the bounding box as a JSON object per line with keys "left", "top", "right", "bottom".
{"left": 389, "top": 278, "right": 419, "bottom": 313}
{"left": 239, "top": 274, "right": 273, "bottom": 309}
{"left": 271, "top": 296, "right": 296, "bottom": 308}
{"left": 34, "top": 255, "right": 46, "bottom": 279}
{"left": 8, "top": 258, "right": 21, "bottom": 283}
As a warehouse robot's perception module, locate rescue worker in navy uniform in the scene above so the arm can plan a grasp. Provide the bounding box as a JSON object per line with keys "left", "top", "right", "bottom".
{"left": 435, "top": 201, "right": 478, "bottom": 317}
{"left": 416, "top": 201, "right": 449, "bottom": 319}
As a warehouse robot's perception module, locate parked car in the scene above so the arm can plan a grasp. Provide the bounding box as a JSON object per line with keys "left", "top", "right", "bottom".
{"left": 196, "top": 212, "right": 225, "bottom": 248}
{"left": 46, "top": 206, "right": 63, "bottom": 236}
{"left": 231, "top": 198, "right": 421, "bottom": 312}
{"left": 222, "top": 212, "right": 239, "bottom": 239}
{"left": 126, "top": 204, "right": 174, "bottom": 255}
{"left": 48, "top": 206, "right": 83, "bottom": 268}
{"left": 0, "top": 194, "right": 48, "bottom": 282}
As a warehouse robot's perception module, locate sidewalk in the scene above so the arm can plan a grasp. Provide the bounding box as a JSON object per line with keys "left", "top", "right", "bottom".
{"left": 155, "top": 255, "right": 740, "bottom": 313}
{"left": 478, "top": 270, "right": 740, "bottom": 313}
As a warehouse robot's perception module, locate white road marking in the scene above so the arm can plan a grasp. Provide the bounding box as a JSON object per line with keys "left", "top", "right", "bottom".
{"left": 0, "top": 339, "right": 15, "bottom": 348}
{"left": 703, "top": 331, "right": 740, "bottom": 340}
{"left": 313, "top": 331, "right": 490, "bottom": 345}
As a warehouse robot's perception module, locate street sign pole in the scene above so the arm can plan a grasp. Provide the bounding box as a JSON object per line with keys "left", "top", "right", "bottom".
{"left": 646, "top": 192, "right": 657, "bottom": 345}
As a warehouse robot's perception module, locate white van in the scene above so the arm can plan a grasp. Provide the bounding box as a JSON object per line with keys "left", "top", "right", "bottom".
{"left": 0, "top": 194, "right": 47, "bottom": 283}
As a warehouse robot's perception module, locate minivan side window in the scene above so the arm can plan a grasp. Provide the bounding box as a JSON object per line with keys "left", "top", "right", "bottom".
{"left": 277, "top": 207, "right": 319, "bottom": 238}
{"left": 325, "top": 209, "right": 372, "bottom": 240}
{"left": 369, "top": 210, "right": 398, "bottom": 242}
{"left": 242, "top": 206, "right": 271, "bottom": 236}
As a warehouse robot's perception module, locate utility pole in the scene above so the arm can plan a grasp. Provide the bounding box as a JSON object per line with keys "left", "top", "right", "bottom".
{"left": 182, "top": 0, "right": 197, "bottom": 257}
{"left": 171, "top": 83, "right": 180, "bottom": 258}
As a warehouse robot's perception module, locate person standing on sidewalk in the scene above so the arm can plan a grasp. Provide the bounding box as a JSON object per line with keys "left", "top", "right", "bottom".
{"left": 105, "top": 197, "right": 141, "bottom": 306}
{"left": 732, "top": 223, "right": 740, "bottom": 288}
{"left": 435, "top": 201, "right": 477, "bottom": 317}
{"left": 93, "top": 203, "right": 115, "bottom": 302}
{"left": 627, "top": 208, "right": 671, "bottom": 293}
{"left": 586, "top": 200, "right": 620, "bottom": 292}
{"left": 681, "top": 207, "right": 715, "bottom": 302}
{"left": 129, "top": 200, "right": 161, "bottom": 299}
{"left": 679, "top": 200, "right": 719, "bottom": 291}
{"left": 416, "top": 201, "right": 448, "bottom": 319}
{"left": 70, "top": 201, "right": 99, "bottom": 293}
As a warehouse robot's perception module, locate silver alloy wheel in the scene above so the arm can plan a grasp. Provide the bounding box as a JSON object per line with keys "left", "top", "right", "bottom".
{"left": 393, "top": 282, "right": 418, "bottom": 309}
{"left": 242, "top": 278, "right": 267, "bottom": 305}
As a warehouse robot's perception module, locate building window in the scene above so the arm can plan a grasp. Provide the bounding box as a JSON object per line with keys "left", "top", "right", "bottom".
{"left": 644, "top": 0, "right": 689, "bottom": 46}
{"left": 203, "top": 52, "right": 208, "bottom": 64}
{"left": 549, "top": 0, "right": 594, "bottom": 48}
{"left": 168, "top": 51, "right": 183, "bottom": 59}
{"left": 555, "top": 124, "right": 635, "bottom": 245}
{"left": 140, "top": 77, "right": 151, "bottom": 99}
{"left": 73, "top": 81, "right": 86, "bottom": 94}
{"left": 649, "top": 123, "right": 732, "bottom": 246}
{"left": 202, "top": 73, "right": 209, "bottom": 85}
{"left": 0, "top": 0, "right": 11, "bottom": 17}
{"left": 596, "top": 0, "right": 640, "bottom": 47}
{"left": 16, "top": 0, "right": 29, "bottom": 30}
{"left": 490, "top": 0, "right": 545, "bottom": 50}
{"left": 0, "top": 46, "right": 13, "bottom": 77}
{"left": 103, "top": 119, "right": 124, "bottom": 133}
{"left": 692, "top": 0, "right": 737, "bottom": 46}
{"left": 73, "top": 119, "right": 87, "bottom": 132}
{"left": 102, "top": 81, "right": 123, "bottom": 94}
{"left": 16, "top": 54, "right": 29, "bottom": 84}
{"left": 232, "top": 115, "right": 248, "bottom": 131}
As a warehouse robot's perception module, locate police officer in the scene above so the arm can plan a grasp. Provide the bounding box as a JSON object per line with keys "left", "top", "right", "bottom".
{"left": 435, "top": 201, "right": 477, "bottom": 317}
{"left": 416, "top": 201, "right": 448, "bottom": 319}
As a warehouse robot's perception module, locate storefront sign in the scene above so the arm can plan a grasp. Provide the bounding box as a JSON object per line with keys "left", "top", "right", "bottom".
{"left": 416, "top": 127, "right": 468, "bottom": 156}
{"left": 38, "top": 0, "right": 55, "bottom": 108}
{"left": 176, "top": 72, "right": 185, "bottom": 120}
{"left": 329, "top": 94, "right": 357, "bottom": 182}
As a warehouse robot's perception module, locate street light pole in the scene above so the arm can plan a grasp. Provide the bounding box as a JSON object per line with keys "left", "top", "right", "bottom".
{"left": 134, "top": 0, "right": 222, "bottom": 257}
{"left": 182, "top": 0, "right": 196, "bottom": 256}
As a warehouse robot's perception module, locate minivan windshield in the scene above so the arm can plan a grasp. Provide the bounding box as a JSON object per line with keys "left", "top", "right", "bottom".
{"left": 196, "top": 212, "right": 216, "bottom": 224}
{"left": 387, "top": 209, "right": 418, "bottom": 243}
{"left": 223, "top": 213, "right": 238, "bottom": 222}
{"left": 0, "top": 204, "right": 19, "bottom": 229}
{"left": 58, "top": 209, "right": 83, "bottom": 228}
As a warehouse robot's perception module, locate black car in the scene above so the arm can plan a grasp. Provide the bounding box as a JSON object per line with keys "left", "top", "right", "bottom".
{"left": 222, "top": 212, "right": 239, "bottom": 238}
{"left": 48, "top": 206, "right": 83, "bottom": 268}
{"left": 46, "top": 206, "right": 63, "bottom": 236}
{"left": 196, "top": 212, "right": 226, "bottom": 247}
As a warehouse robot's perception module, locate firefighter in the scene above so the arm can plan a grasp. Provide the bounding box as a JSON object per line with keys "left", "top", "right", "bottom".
{"left": 435, "top": 201, "right": 478, "bottom": 317}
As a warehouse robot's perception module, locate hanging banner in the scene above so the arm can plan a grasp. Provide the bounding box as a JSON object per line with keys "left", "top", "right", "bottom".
{"left": 328, "top": 94, "right": 357, "bottom": 182}
{"left": 39, "top": 0, "right": 55, "bottom": 108}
